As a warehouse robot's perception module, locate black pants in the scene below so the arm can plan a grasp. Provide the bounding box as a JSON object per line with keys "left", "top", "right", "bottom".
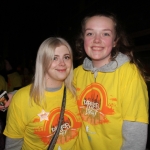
{"left": 0, "top": 111, "right": 7, "bottom": 150}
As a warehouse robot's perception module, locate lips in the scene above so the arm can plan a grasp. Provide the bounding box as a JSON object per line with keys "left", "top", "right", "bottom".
{"left": 91, "top": 46, "right": 104, "bottom": 51}
{"left": 56, "top": 69, "right": 66, "bottom": 72}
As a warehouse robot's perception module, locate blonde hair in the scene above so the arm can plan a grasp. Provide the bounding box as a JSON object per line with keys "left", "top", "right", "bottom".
{"left": 30, "top": 37, "right": 76, "bottom": 106}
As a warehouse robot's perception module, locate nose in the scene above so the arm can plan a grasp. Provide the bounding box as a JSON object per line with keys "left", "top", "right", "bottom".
{"left": 93, "top": 34, "right": 101, "bottom": 43}
{"left": 59, "top": 58, "right": 65, "bottom": 66}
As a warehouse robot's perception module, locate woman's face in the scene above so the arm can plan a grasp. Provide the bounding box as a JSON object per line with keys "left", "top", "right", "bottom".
{"left": 84, "top": 16, "right": 116, "bottom": 68}
{"left": 46, "top": 45, "right": 72, "bottom": 87}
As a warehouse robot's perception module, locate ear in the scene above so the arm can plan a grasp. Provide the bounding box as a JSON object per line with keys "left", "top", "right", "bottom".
{"left": 113, "top": 38, "right": 118, "bottom": 47}
{"left": 113, "top": 41, "right": 116, "bottom": 47}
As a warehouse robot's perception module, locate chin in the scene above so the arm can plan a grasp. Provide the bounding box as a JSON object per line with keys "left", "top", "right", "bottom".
{"left": 57, "top": 76, "right": 67, "bottom": 81}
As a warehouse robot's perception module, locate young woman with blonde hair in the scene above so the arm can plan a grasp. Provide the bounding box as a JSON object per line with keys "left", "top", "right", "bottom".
{"left": 4, "top": 37, "right": 91, "bottom": 150}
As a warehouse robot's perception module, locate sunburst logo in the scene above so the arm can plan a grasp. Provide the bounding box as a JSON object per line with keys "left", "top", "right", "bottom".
{"left": 78, "top": 83, "right": 115, "bottom": 125}
{"left": 33, "top": 109, "right": 81, "bottom": 145}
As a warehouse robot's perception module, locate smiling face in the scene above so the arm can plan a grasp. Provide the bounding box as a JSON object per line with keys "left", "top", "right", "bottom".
{"left": 45, "top": 45, "right": 72, "bottom": 88}
{"left": 83, "top": 16, "right": 116, "bottom": 68}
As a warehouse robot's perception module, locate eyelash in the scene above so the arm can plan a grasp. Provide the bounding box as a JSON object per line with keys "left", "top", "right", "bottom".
{"left": 64, "top": 56, "right": 70, "bottom": 59}
{"left": 53, "top": 57, "right": 57, "bottom": 60}
{"left": 86, "top": 33, "right": 93, "bottom": 36}
{"left": 85, "top": 32, "right": 110, "bottom": 37}
{"left": 53, "top": 56, "right": 70, "bottom": 60}
{"left": 103, "top": 33, "right": 110, "bottom": 36}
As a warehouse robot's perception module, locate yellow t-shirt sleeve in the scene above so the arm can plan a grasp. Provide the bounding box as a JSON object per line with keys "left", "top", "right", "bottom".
{"left": 4, "top": 91, "right": 25, "bottom": 138}
{"left": 121, "top": 64, "right": 149, "bottom": 123}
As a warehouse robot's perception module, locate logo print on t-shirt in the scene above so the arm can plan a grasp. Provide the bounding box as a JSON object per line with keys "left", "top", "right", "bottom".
{"left": 38, "top": 110, "right": 49, "bottom": 121}
{"left": 78, "top": 83, "right": 115, "bottom": 125}
{"left": 34, "top": 108, "right": 81, "bottom": 145}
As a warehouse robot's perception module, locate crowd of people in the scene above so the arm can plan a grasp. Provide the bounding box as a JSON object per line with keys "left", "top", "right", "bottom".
{"left": 0, "top": 11, "right": 150, "bottom": 150}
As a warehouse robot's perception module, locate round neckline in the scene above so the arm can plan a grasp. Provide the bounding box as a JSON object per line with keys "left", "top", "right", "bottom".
{"left": 45, "top": 86, "right": 62, "bottom": 92}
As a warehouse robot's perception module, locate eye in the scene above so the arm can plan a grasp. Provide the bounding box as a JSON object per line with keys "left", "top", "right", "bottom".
{"left": 86, "top": 32, "right": 93, "bottom": 36}
{"left": 84, "top": 31, "right": 94, "bottom": 37}
{"left": 53, "top": 56, "right": 58, "bottom": 60}
{"left": 103, "top": 32, "right": 110, "bottom": 36}
{"left": 64, "top": 55, "right": 71, "bottom": 60}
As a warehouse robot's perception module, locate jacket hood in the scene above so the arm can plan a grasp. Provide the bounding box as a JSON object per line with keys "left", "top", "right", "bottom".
{"left": 83, "top": 52, "right": 130, "bottom": 78}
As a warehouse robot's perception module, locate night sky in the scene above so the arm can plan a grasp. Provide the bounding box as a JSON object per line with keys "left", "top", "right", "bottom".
{"left": 1, "top": 0, "right": 150, "bottom": 66}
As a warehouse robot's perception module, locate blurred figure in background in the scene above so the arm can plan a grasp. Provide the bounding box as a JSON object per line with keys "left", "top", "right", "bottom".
{"left": 0, "top": 56, "right": 8, "bottom": 150}
{"left": 0, "top": 55, "right": 8, "bottom": 85}
{"left": 5, "top": 58, "right": 22, "bottom": 92}
{"left": 22, "top": 66, "right": 33, "bottom": 87}
{"left": 0, "top": 75, "right": 7, "bottom": 91}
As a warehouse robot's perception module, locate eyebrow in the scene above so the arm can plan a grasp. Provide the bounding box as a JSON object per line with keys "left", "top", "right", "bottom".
{"left": 102, "top": 29, "right": 113, "bottom": 32}
{"left": 84, "top": 28, "right": 93, "bottom": 32}
{"left": 54, "top": 54, "right": 70, "bottom": 56}
{"left": 85, "top": 28, "right": 113, "bottom": 32}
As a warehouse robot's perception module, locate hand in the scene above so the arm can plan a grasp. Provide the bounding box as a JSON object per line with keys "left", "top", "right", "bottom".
{"left": 0, "top": 105, "right": 6, "bottom": 111}
{"left": 0, "top": 93, "right": 13, "bottom": 111}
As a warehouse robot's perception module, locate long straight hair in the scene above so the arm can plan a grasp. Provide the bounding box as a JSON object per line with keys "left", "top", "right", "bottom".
{"left": 30, "top": 37, "right": 76, "bottom": 106}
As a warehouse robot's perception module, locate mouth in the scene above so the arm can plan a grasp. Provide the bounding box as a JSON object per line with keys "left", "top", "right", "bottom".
{"left": 91, "top": 46, "right": 104, "bottom": 51}
{"left": 56, "top": 69, "right": 66, "bottom": 72}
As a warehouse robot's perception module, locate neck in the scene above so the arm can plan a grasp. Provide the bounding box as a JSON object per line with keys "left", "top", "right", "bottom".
{"left": 46, "top": 82, "right": 63, "bottom": 88}
{"left": 92, "top": 59, "right": 110, "bottom": 68}
{"left": 46, "top": 86, "right": 62, "bottom": 92}
{"left": 45, "top": 78, "right": 64, "bottom": 88}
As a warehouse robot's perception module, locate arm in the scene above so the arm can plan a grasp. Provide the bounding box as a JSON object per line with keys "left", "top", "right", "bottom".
{"left": 3, "top": 90, "right": 25, "bottom": 148}
{"left": 0, "top": 90, "right": 17, "bottom": 111}
{"left": 5, "top": 137, "right": 23, "bottom": 150}
{"left": 120, "top": 64, "right": 149, "bottom": 150}
{"left": 121, "top": 121, "right": 148, "bottom": 150}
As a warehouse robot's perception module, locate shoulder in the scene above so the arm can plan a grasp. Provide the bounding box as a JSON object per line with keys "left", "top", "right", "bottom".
{"left": 119, "top": 62, "right": 145, "bottom": 83}
{"left": 74, "top": 65, "right": 84, "bottom": 74}
{"left": 7, "top": 71, "right": 21, "bottom": 79}
{"left": 13, "top": 72, "right": 22, "bottom": 79}
{"left": 119, "top": 62, "right": 139, "bottom": 74}
{"left": 8, "top": 85, "right": 31, "bottom": 111}
{"left": 13, "top": 85, "right": 31, "bottom": 100}
{"left": 0, "top": 75, "right": 5, "bottom": 82}
{"left": 74, "top": 65, "right": 83, "bottom": 70}
{"left": 0, "top": 75, "right": 7, "bottom": 90}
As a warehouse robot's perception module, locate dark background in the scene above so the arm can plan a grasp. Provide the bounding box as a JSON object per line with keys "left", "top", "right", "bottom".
{"left": 1, "top": 0, "right": 150, "bottom": 66}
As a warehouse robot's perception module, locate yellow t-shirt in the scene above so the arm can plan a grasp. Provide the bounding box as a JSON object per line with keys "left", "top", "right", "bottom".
{"left": 0, "top": 75, "right": 7, "bottom": 91}
{"left": 73, "top": 62, "right": 149, "bottom": 150}
{"left": 4, "top": 85, "right": 92, "bottom": 150}
{"left": 7, "top": 71, "right": 22, "bottom": 92}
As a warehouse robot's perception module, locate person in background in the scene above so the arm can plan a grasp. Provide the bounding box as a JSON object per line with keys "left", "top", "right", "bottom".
{"left": 0, "top": 55, "right": 8, "bottom": 84}
{"left": 0, "top": 75, "right": 7, "bottom": 150}
{"left": 5, "top": 58, "right": 22, "bottom": 92}
{"left": 22, "top": 66, "right": 33, "bottom": 87}
{"left": 3, "top": 37, "right": 91, "bottom": 150}
{"left": 73, "top": 11, "right": 149, "bottom": 150}
{"left": 0, "top": 55, "right": 8, "bottom": 149}
{"left": 0, "top": 75, "right": 7, "bottom": 91}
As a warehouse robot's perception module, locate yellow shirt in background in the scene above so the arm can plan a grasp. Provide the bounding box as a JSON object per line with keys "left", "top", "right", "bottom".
{"left": 0, "top": 75, "right": 7, "bottom": 91}
{"left": 7, "top": 71, "right": 22, "bottom": 92}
